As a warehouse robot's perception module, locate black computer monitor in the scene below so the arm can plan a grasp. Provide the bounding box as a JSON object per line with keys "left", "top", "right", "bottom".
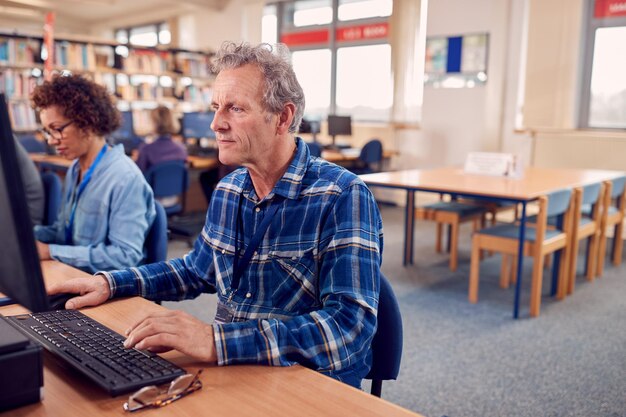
{"left": 0, "top": 94, "right": 50, "bottom": 313}
{"left": 181, "top": 111, "right": 216, "bottom": 140}
{"left": 298, "top": 117, "right": 321, "bottom": 143}
{"left": 327, "top": 115, "right": 352, "bottom": 147}
{"left": 110, "top": 110, "right": 134, "bottom": 141}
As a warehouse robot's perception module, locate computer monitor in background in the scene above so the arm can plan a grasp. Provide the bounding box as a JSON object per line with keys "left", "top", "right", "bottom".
{"left": 0, "top": 93, "right": 50, "bottom": 313}
{"left": 327, "top": 115, "right": 352, "bottom": 148}
{"left": 109, "top": 111, "right": 140, "bottom": 154}
{"left": 298, "top": 117, "right": 321, "bottom": 143}
{"left": 181, "top": 111, "right": 216, "bottom": 155}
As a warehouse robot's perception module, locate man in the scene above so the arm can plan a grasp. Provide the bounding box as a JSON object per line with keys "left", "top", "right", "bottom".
{"left": 50, "top": 42, "right": 383, "bottom": 388}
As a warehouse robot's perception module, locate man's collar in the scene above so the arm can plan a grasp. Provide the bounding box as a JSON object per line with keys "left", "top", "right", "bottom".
{"left": 264, "top": 137, "right": 309, "bottom": 201}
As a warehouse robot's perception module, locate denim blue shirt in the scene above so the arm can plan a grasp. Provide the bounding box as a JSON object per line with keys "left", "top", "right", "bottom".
{"left": 34, "top": 144, "right": 155, "bottom": 273}
{"left": 102, "top": 138, "right": 383, "bottom": 388}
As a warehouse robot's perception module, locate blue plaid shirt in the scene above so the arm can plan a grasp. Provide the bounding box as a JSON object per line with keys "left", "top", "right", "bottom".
{"left": 102, "top": 138, "right": 383, "bottom": 387}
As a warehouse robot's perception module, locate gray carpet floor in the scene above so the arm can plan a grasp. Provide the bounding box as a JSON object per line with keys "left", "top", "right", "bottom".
{"left": 166, "top": 205, "right": 626, "bottom": 417}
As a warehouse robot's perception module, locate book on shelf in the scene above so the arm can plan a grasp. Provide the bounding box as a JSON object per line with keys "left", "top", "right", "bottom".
{"left": 8, "top": 100, "right": 37, "bottom": 131}
{"left": 0, "top": 68, "right": 40, "bottom": 99}
{"left": 0, "top": 37, "right": 41, "bottom": 66}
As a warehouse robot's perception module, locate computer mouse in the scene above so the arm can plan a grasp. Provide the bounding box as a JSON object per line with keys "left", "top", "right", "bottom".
{"left": 47, "top": 293, "right": 75, "bottom": 310}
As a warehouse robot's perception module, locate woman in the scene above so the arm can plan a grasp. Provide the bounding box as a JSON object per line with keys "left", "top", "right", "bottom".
{"left": 135, "top": 105, "right": 187, "bottom": 172}
{"left": 32, "top": 74, "right": 155, "bottom": 273}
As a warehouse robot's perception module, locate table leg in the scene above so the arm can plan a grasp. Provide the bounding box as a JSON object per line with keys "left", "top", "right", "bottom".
{"left": 514, "top": 202, "right": 527, "bottom": 319}
{"left": 404, "top": 191, "right": 415, "bottom": 265}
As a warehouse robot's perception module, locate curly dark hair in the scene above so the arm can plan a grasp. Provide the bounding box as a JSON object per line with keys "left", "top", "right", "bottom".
{"left": 31, "top": 74, "right": 121, "bottom": 136}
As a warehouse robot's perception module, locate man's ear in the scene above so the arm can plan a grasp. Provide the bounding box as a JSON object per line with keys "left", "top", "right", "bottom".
{"left": 276, "top": 103, "right": 296, "bottom": 134}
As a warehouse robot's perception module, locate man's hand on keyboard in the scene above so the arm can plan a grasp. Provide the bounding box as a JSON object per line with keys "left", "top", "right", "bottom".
{"left": 123, "top": 310, "right": 217, "bottom": 363}
{"left": 47, "top": 275, "right": 111, "bottom": 309}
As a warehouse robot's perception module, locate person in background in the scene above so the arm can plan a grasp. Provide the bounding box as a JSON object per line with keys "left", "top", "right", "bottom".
{"left": 135, "top": 105, "right": 188, "bottom": 172}
{"left": 32, "top": 74, "right": 155, "bottom": 273}
{"left": 50, "top": 42, "right": 383, "bottom": 389}
{"left": 14, "top": 135, "right": 45, "bottom": 225}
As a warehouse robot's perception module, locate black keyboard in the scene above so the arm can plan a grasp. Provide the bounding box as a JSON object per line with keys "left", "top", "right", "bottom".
{"left": 6, "top": 310, "right": 186, "bottom": 396}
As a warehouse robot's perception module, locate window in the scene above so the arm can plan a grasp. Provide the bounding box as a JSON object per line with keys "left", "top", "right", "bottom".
{"left": 292, "top": 49, "right": 332, "bottom": 118}
{"left": 336, "top": 44, "right": 392, "bottom": 121}
{"left": 115, "top": 22, "right": 171, "bottom": 47}
{"left": 580, "top": 0, "right": 626, "bottom": 129}
{"left": 270, "top": 0, "right": 393, "bottom": 122}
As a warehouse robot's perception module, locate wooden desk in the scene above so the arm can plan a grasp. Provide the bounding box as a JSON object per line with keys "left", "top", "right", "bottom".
{"left": 1, "top": 261, "right": 422, "bottom": 417}
{"left": 322, "top": 149, "right": 396, "bottom": 164}
{"left": 360, "top": 167, "right": 625, "bottom": 318}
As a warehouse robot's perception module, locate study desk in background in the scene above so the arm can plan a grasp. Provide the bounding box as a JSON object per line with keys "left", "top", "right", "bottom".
{"left": 0, "top": 261, "right": 423, "bottom": 417}
{"left": 360, "top": 166, "right": 626, "bottom": 318}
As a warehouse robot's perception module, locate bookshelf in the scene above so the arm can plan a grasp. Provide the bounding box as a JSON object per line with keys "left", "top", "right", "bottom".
{"left": 0, "top": 32, "right": 214, "bottom": 133}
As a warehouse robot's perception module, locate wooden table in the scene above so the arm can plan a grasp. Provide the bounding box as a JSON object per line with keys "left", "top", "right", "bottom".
{"left": 360, "top": 166, "right": 625, "bottom": 318}
{"left": 1, "top": 261, "right": 423, "bottom": 417}
{"left": 322, "top": 149, "right": 396, "bottom": 164}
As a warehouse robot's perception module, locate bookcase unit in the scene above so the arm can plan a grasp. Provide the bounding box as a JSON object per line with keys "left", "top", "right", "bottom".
{"left": 0, "top": 32, "right": 215, "bottom": 135}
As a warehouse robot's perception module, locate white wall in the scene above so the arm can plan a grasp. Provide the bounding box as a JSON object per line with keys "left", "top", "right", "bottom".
{"left": 179, "top": 0, "right": 264, "bottom": 51}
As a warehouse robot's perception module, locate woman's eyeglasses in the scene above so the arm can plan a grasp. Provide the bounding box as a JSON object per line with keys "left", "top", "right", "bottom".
{"left": 40, "top": 120, "right": 73, "bottom": 142}
{"left": 123, "top": 370, "right": 203, "bottom": 412}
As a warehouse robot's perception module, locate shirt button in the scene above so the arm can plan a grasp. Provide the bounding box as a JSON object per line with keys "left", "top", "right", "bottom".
{"left": 246, "top": 292, "right": 252, "bottom": 298}
{"left": 222, "top": 289, "right": 227, "bottom": 295}
{"left": 222, "top": 249, "right": 226, "bottom": 254}
{"left": 254, "top": 251, "right": 258, "bottom": 256}
{"left": 255, "top": 207, "right": 261, "bottom": 213}
{"left": 291, "top": 256, "right": 297, "bottom": 260}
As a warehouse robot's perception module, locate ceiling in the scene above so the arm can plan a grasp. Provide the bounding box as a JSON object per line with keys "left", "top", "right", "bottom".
{"left": 0, "top": 0, "right": 228, "bottom": 29}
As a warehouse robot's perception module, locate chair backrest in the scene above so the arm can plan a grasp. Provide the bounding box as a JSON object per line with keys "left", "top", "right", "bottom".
{"left": 546, "top": 188, "right": 572, "bottom": 218}
{"left": 610, "top": 176, "right": 626, "bottom": 199}
{"left": 359, "top": 139, "right": 383, "bottom": 165}
{"left": 19, "top": 135, "right": 47, "bottom": 153}
{"left": 366, "top": 273, "right": 403, "bottom": 397}
{"left": 307, "top": 141, "right": 322, "bottom": 158}
{"left": 41, "top": 171, "right": 62, "bottom": 226}
{"left": 144, "top": 201, "right": 168, "bottom": 264}
{"left": 581, "top": 182, "right": 602, "bottom": 205}
{"left": 144, "top": 160, "right": 189, "bottom": 215}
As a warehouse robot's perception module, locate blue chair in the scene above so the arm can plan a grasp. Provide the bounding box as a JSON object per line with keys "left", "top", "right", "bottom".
{"left": 307, "top": 141, "right": 322, "bottom": 158}
{"left": 19, "top": 134, "right": 47, "bottom": 153}
{"left": 469, "top": 189, "right": 573, "bottom": 317}
{"left": 145, "top": 201, "right": 168, "bottom": 264}
{"left": 143, "top": 161, "right": 189, "bottom": 216}
{"left": 41, "top": 171, "right": 62, "bottom": 226}
{"left": 366, "top": 273, "right": 403, "bottom": 397}
{"left": 596, "top": 176, "right": 626, "bottom": 276}
{"left": 352, "top": 139, "right": 383, "bottom": 174}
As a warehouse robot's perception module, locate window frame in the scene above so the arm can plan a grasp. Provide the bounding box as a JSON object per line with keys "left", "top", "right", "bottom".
{"left": 268, "top": 0, "right": 392, "bottom": 122}
{"left": 115, "top": 21, "right": 171, "bottom": 47}
{"left": 579, "top": 0, "right": 626, "bottom": 129}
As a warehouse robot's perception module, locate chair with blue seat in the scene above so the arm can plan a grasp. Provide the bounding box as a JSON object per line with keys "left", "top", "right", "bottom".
{"left": 144, "top": 201, "right": 168, "bottom": 264}
{"left": 564, "top": 183, "right": 604, "bottom": 295}
{"left": 595, "top": 176, "right": 626, "bottom": 276}
{"left": 365, "top": 273, "right": 403, "bottom": 398}
{"left": 41, "top": 171, "right": 62, "bottom": 226}
{"left": 469, "top": 188, "right": 573, "bottom": 317}
{"left": 415, "top": 198, "right": 487, "bottom": 271}
{"left": 307, "top": 141, "right": 322, "bottom": 158}
{"left": 352, "top": 139, "right": 383, "bottom": 175}
{"left": 143, "top": 160, "right": 189, "bottom": 216}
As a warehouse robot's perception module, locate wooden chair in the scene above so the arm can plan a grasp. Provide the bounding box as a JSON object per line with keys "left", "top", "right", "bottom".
{"left": 595, "top": 176, "right": 626, "bottom": 276}
{"left": 469, "top": 189, "right": 573, "bottom": 317}
{"left": 415, "top": 199, "right": 487, "bottom": 271}
{"left": 565, "top": 183, "right": 604, "bottom": 295}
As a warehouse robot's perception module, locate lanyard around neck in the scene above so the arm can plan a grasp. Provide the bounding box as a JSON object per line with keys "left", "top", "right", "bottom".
{"left": 65, "top": 144, "right": 108, "bottom": 244}
{"left": 231, "top": 192, "right": 280, "bottom": 293}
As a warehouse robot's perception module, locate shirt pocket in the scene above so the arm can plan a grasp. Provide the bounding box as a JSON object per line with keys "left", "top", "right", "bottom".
{"left": 74, "top": 197, "right": 106, "bottom": 242}
{"left": 268, "top": 245, "right": 319, "bottom": 310}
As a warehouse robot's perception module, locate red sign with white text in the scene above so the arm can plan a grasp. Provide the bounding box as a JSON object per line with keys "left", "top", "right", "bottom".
{"left": 336, "top": 22, "right": 389, "bottom": 42}
{"left": 281, "top": 22, "right": 389, "bottom": 47}
{"left": 594, "top": 0, "right": 626, "bottom": 18}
